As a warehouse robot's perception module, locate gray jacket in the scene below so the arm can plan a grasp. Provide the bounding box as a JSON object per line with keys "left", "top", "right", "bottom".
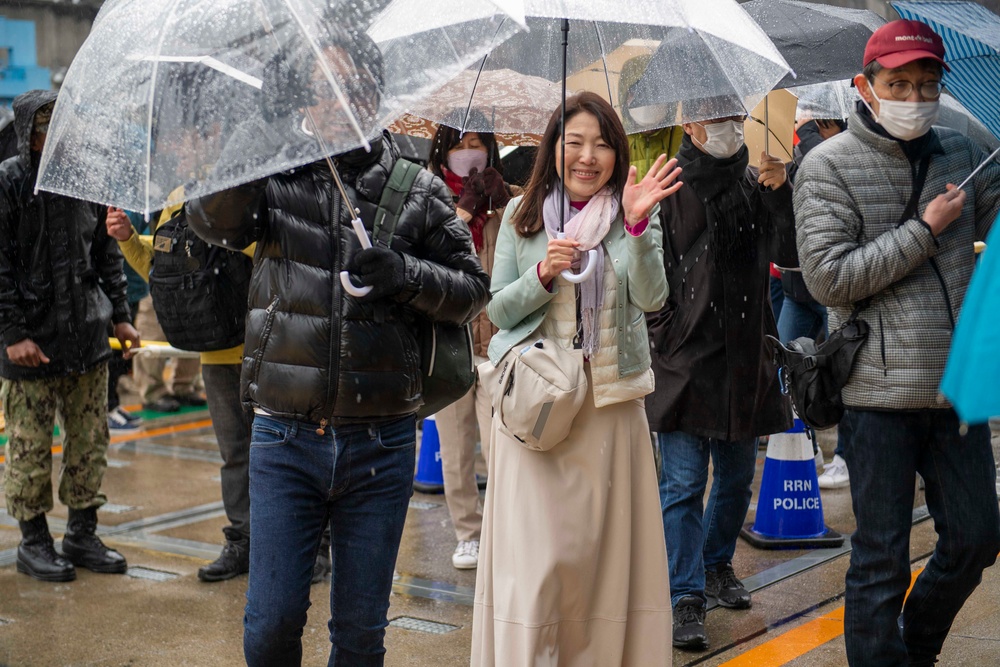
{"left": 793, "top": 109, "right": 1000, "bottom": 410}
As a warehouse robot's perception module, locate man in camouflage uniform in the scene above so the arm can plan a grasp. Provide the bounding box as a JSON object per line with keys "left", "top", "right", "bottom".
{"left": 0, "top": 90, "right": 141, "bottom": 582}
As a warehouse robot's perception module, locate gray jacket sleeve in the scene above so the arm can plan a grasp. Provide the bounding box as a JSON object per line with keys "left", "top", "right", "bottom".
{"left": 793, "top": 152, "right": 938, "bottom": 307}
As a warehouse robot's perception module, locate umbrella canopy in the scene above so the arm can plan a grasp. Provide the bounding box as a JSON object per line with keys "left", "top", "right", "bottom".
{"left": 940, "top": 224, "right": 1000, "bottom": 424}
{"left": 791, "top": 80, "right": 858, "bottom": 121}
{"left": 744, "top": 89, "right": 798, "bottom": 166}
{"left": 407, "top": 0, "right": 791, "bottom": 134}
{"left": 36, "top": 0, "right": 524, "bottom": 215}
{"left": 741, "top": 0, "right": 886, "bottom": 89}
{"left": 893, "top": 1, "right": 1000, "bottom": 140}
{"left": 625, "top": 13, "right": 793, "bottom": 126}
{"left": 389, "top": 67, "right": 561, "bottom": 144}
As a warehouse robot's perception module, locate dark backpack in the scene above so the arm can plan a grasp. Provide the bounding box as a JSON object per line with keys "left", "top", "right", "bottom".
{"left": 369, "top": 159, "right": 476, "bottom": 419}
{"left": 148, "top": 208, "right": 253, "bottom": 352}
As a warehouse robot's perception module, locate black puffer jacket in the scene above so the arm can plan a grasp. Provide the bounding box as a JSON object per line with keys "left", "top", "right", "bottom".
{"left": 187, "top": 132, "right": 490, "bottom": 426}
{"left": 0, "top": 90, "right": 130, "bottom": 381}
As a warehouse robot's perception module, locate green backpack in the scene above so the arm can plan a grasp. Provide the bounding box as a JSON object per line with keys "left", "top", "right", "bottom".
{"left": 370, "top": 159, "right": 476, "bottom": 419}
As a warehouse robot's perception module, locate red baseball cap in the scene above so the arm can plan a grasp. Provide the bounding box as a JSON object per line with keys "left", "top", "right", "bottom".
{"left": 863, "top": 19, "right": 950, "bottom": 71}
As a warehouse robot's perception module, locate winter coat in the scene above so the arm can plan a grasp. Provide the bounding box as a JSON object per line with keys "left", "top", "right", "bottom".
{"left": 486, "top": 196, "right": 667, "bottom": 395}
{"left": 628, "top": 127, "right": 685, "bottom": 180}
{"left": 645, "top": 165, "right": 797, "bottom": 441}
{"left": 443, "top": 182, "right": 522, "bottom": 359}
{"left": 0, "top": 90, "right": 130, "bottom": 381}
{"left": 794, "top": 108, "right": 1000, "bottom": 411}
{"left": 187, "top": 132, "right": 490, "bottom": 426}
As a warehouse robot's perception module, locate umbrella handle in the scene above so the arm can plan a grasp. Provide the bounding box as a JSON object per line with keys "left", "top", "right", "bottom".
{"left": 557, "top": 231, "right": 598, "bottom": 284}
{"left": 340, "top": 217, "right": 374, "bottom": 298}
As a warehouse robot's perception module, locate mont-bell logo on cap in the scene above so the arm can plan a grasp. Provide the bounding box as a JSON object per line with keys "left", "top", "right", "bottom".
{"left": 896, "top": 35, "right": 935, "bottom": 44}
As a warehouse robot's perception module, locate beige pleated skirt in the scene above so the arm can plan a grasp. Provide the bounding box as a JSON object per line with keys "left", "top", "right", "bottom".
{"left": 472, "top": 371, "right": 672, "bottom": 666}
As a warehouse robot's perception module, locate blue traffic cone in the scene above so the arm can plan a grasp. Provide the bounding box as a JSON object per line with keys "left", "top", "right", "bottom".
{"left": 740, "top": 419, "right": 843, "bottom": 549}
{"left": 413, "top": 415, "right": 445, "bottom": 494}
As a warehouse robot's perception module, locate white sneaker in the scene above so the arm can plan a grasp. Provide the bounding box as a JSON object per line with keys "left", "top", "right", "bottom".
{"left": 452, "top": 540, "right": 479, "bottom": 570}
{"left": 818, "top": 454, "right": 849, "bottom": 489}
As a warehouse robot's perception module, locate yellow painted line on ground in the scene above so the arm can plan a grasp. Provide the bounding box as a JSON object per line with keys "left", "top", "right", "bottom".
{"left": 719, "top": 570, "right": 923, "bottom": 666}
{"left": 0, "top": 419, "right": 214, "bottom": 465}
{"left": 109, "top": 418, "right": 214, "bottom": 445}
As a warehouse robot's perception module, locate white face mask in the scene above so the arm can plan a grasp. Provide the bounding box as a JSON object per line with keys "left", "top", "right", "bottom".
{"left": 863, "top": 91, "right": 940, "bottom": 142}
{"left": 694, "top": 120, "right": 745, "bottom": 159}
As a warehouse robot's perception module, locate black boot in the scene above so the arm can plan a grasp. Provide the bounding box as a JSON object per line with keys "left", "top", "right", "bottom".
{"left": 17, "top": 514, "right": 76, "bottom": 582}
{"left": 61, "top": 507, "right": 128, "bottom": 574}
{"left": 198, "top": 528, "right": 249, "bottom": 582}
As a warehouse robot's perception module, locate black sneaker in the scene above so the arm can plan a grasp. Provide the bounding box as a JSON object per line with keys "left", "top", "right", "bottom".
{"left": 143, "top": 397, "right": 181, "bottom": 413}
{"left": 673, "top": 595, "right": 708, "bottom": 650}
{"left": 705, "top": 564, "right": 752, "bottom": 609}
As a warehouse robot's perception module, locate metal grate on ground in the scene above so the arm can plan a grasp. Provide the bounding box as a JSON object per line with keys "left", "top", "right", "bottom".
{"left": 126, "top": 566, "right": 180, "bottom": 582}
{"left": 100, "top": 503, "right": 139, "bottom": 514}
{"left": 388, "top": 616, "right": 460, "bottom": 634}
{"left": 408, "top": 500, "right": 442, "bottom": 510}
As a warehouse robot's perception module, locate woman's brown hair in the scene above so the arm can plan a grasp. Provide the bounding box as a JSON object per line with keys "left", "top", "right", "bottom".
{"left": 427, "top": 123, "right": 503, "bottom": 181}
{"left": 511, "top": 92, "right": 630, "bottom": 237}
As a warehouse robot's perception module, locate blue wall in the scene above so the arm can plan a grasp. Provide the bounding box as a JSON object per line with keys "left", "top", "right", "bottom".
{"left": 0, "top": 17, "right": 52, "bottom": 105}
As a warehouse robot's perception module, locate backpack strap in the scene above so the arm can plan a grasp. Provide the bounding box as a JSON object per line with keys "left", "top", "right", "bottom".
{"left": 371, "top": 159, "right": 422, "bottom": 248}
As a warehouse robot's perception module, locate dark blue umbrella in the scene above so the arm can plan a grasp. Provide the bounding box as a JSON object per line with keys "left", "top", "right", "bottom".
{"left": 893, "top": 1, "right": 1000, "bottom": 140}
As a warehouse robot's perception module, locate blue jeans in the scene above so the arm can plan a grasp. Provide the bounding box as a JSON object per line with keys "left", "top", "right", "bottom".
{"left": 777, "top": 298, "right": 827, "bottom": 345}
{"left": 243, "top": 414, "right": 416, "bottom": 667}
{"left": 769, "top": 274, "right": 784, "bottom": 322}
{"left": 840, "top": 409, "right": 1000, "bottom": 666}
{"left": 658, "top": 431, "right": 758, "bottom": 606}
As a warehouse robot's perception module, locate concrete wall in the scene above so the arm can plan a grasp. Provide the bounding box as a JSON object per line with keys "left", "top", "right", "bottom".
{"left": 0, "top": 1, "right": 100, "bottom": 79}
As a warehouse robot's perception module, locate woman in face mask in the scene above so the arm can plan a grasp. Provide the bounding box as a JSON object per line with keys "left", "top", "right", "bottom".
{"left": 426, "top": 124, "right": 520, "bottom": 572}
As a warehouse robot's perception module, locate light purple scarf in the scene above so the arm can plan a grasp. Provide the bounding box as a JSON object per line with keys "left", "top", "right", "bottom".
{"left": 542, "top": 184, "right": 619, "bottom": 357}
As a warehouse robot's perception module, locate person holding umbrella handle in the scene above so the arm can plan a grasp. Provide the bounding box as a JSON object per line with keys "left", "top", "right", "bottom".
{"left": 473, "top": 92, "right": 680, "bottom": 665}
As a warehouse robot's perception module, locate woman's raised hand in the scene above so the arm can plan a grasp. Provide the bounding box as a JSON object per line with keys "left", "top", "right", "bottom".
{"left": 622, "top": 154, "right": 682, "bottom": 226}
{"left": 539, "top": 237, "right": 580, "bottom": 284}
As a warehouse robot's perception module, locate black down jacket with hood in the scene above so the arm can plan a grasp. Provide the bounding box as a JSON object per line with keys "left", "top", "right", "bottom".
{"left": 0, "top": 90, "right": 130, "bottom": 381}
{"left": 187, "top": 132, "right": 490, "bottom": 427}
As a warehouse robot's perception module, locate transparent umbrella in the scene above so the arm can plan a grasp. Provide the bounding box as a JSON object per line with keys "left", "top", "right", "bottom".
{"left": 36, "top": 0, "right": 524, "bottom": 218}
{"left": 399, "top": 0, "right": 789, "bottom": 282}
{"left": 405, "top": 0, "right": 790, "bottom": 135}
{"left": 627, "top": 22, "right": 793, "bottom": 126}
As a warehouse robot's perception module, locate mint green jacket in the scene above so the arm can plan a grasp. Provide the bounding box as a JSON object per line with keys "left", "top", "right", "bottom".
{"left": 486, "top": 196, "right": 668, "bottom": 379}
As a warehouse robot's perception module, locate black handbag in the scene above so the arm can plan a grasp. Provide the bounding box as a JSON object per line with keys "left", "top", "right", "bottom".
{"left": 767, "top": 154, "right": 933, "bottom": 430}
{"left": 768, "top": 306, "right": 870, "bottom": 430}
{"left": 370, "top": 159, "right": 475, "bottom": 419}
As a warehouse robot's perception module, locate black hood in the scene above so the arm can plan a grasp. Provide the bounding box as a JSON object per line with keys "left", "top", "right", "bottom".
{"left": 12, "top": 89, "right": 58, "bottom": 164}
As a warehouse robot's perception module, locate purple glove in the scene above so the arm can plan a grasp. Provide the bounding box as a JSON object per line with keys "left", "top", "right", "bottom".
{"left": 456, "top": 167, "right": 486, "bottom": 214}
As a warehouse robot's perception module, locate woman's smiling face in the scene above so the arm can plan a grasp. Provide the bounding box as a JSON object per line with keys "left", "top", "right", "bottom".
{"left": 554, "top": 111, "right": 616, "bottom": 202}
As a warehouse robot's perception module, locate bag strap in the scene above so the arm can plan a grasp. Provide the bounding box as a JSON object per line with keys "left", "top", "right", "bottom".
{"left": 848, "top": 154, "right": 933, "bottom": 322}
{"left": 371, "top": 159, "right": 421, "bottom": 248}
{"left": 662, "top": 225, "right": 709, "bottom": 297}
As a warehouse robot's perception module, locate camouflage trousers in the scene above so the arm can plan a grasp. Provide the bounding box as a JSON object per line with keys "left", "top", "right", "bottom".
{"left": 2, "top": 363, "right": 110, "bottom": 522}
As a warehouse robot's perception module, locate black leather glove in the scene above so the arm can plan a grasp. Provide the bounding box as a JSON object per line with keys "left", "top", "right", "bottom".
{"left": 456, "top": 167, "right": 486, "bottom": 215}
{"left": 344, "top": 246, "right": 406, "bottom": 301}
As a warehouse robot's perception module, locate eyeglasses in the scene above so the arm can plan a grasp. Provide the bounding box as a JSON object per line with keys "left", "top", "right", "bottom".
{"left": 873, "top": 76, "right": 943, "bottom": 101}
